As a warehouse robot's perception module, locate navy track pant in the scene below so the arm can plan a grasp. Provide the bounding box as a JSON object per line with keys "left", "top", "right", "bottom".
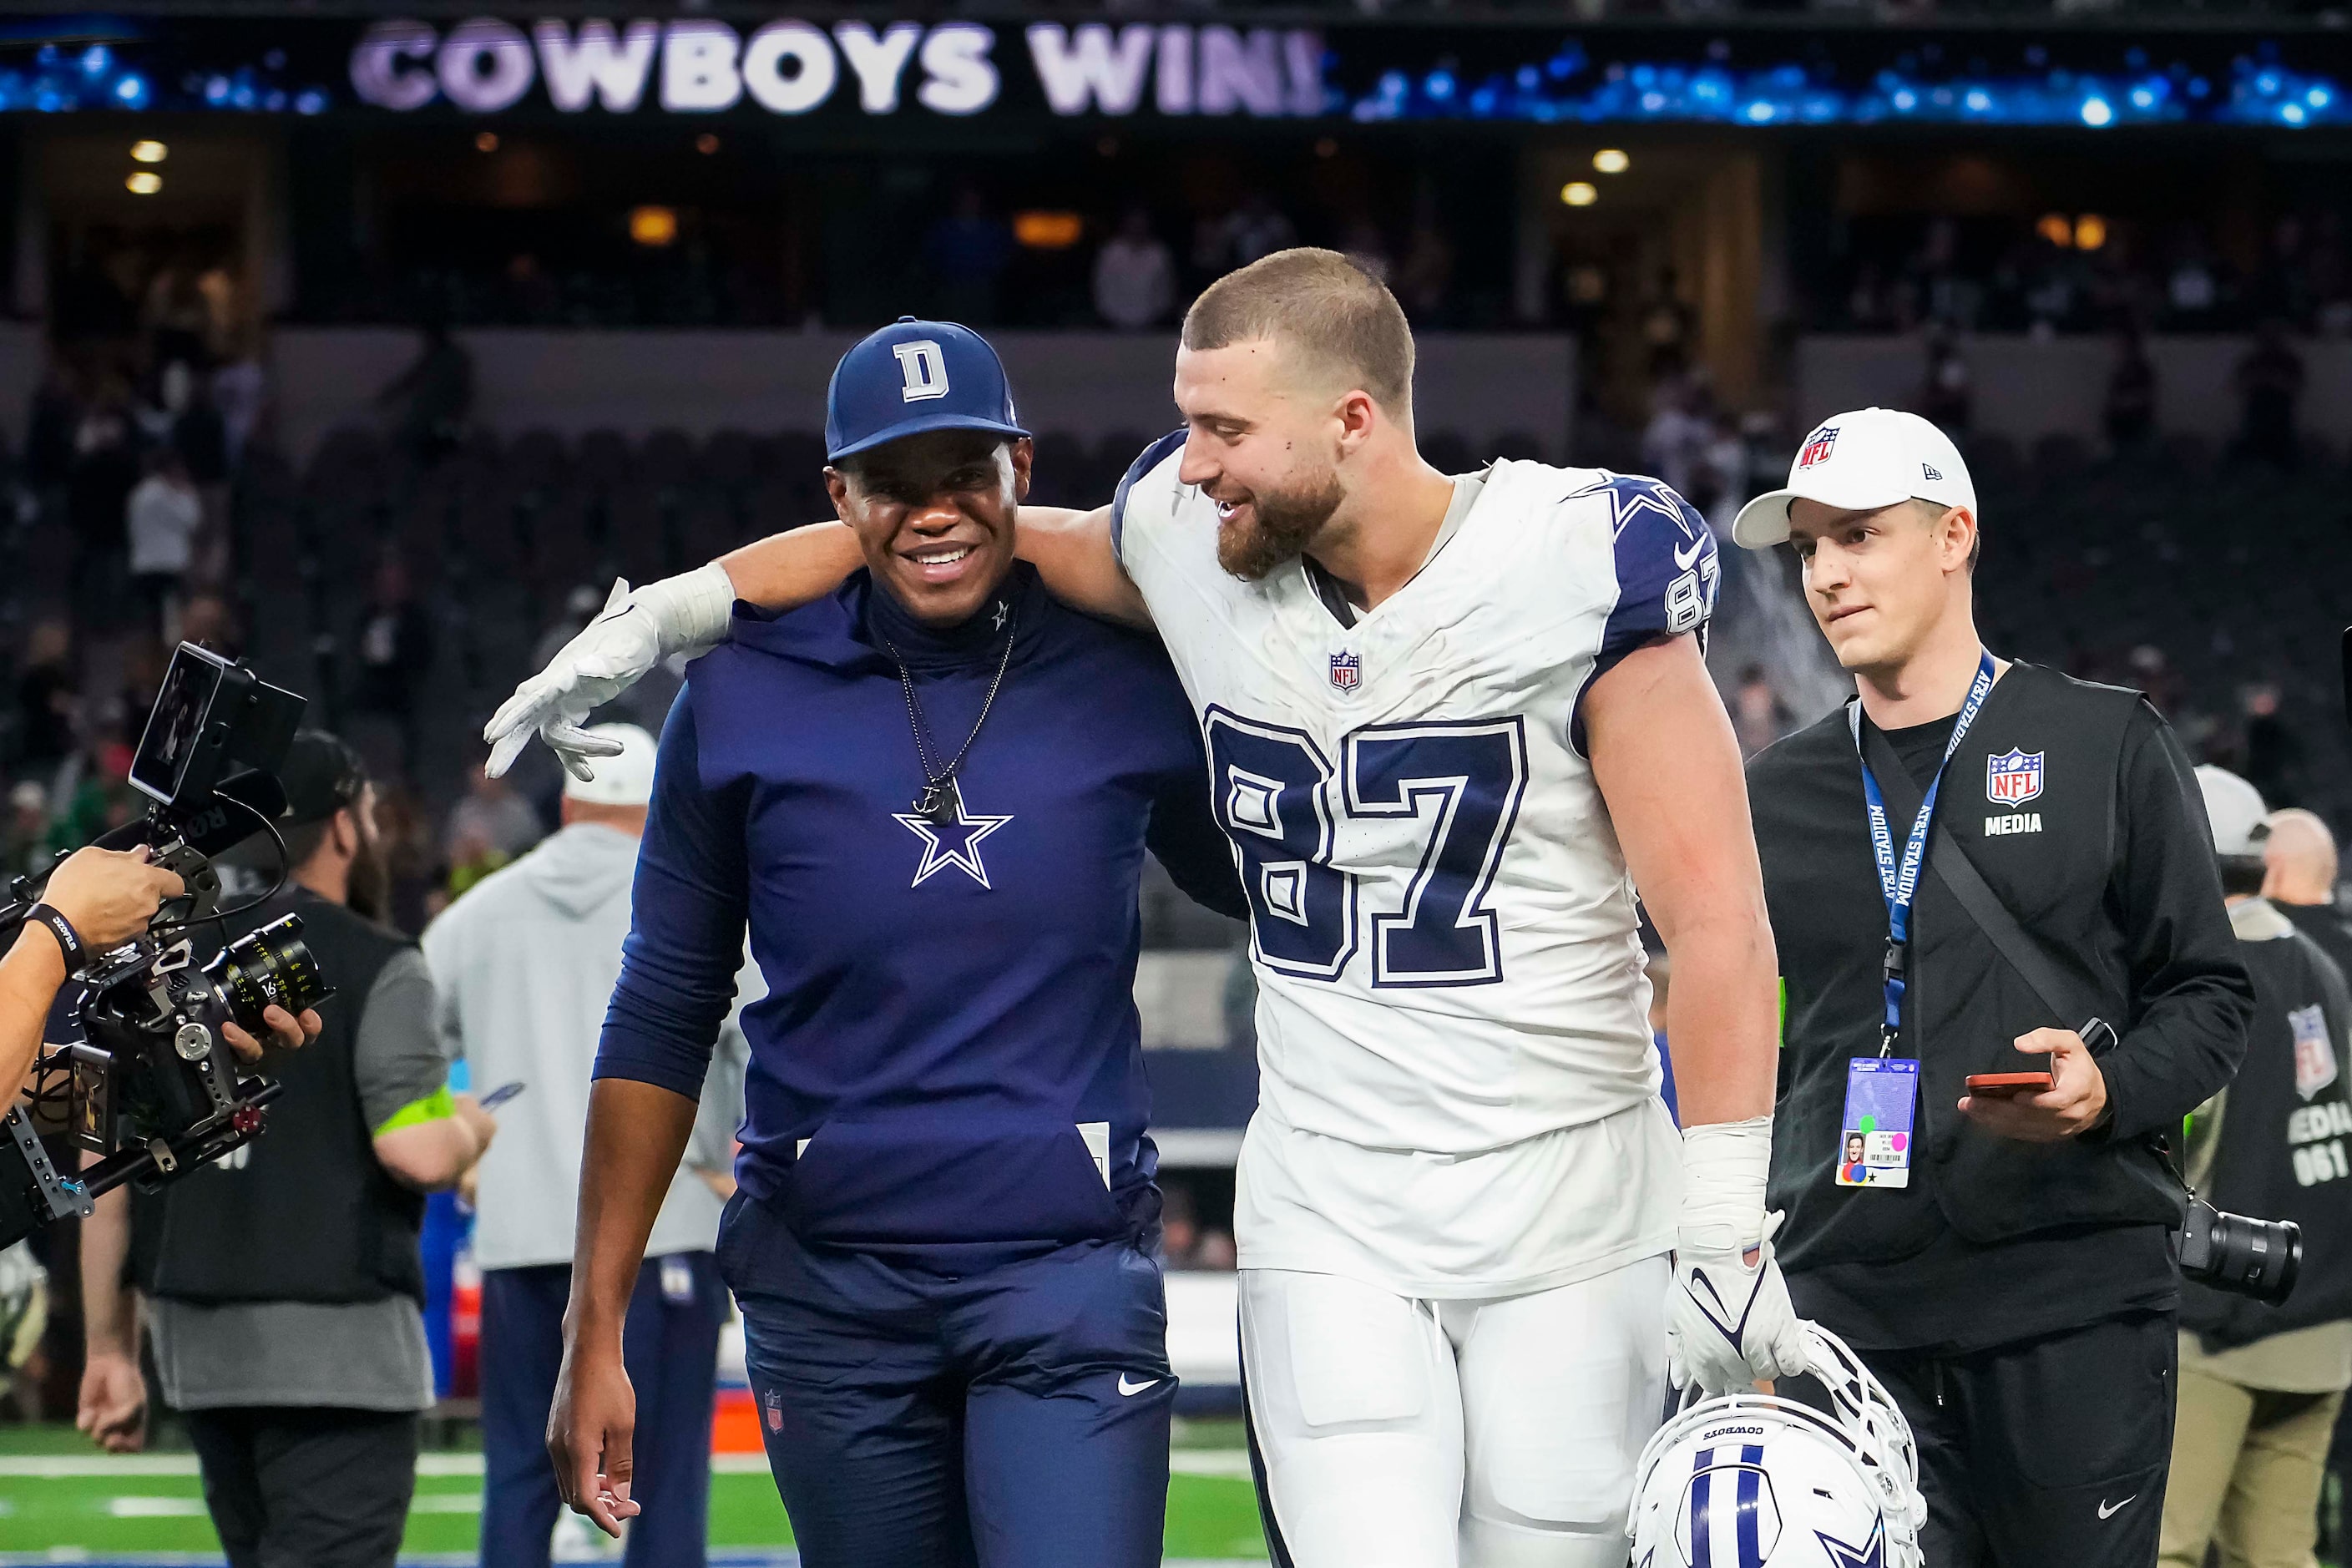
{"left": 478, "top": 1253, "right": 726, "bottom": 1568}
{"left": 716, "top": 1195, "right": 1176, "bottom": 1568}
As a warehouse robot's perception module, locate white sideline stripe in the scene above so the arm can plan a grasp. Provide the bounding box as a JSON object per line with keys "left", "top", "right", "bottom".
{"left": 0, "top": 1450, "right": 1257, "bottom": 1482}
{"left": 0, "top": 1455, "right": 490, "bottom": 1479}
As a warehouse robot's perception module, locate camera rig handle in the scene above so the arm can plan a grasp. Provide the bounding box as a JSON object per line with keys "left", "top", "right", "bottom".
{"left": 1, "top": 1105, "right": 93, "bottom": 1232}
{"left": 147, "top": 835, "right": 222, "bottom": 927}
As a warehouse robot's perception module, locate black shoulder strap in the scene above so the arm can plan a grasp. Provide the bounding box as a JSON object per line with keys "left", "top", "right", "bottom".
{"left": 1857, "top": 716, "right": 2086, "bottom": 1028}
{"left": 1929, "top": 818, "right": 2084, "bottom": 1027}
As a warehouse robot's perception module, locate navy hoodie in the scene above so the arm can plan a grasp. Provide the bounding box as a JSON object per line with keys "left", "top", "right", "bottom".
{"left": 596, "top": 562, "right": 1242, "bottom": 1257}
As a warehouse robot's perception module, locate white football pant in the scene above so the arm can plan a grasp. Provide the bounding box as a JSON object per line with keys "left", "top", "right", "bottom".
{"left": 1239, "top": 1257, "right": 1669, "bottom": 1568}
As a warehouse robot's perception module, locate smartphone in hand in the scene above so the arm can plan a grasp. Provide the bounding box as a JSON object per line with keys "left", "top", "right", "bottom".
{"left": 1964, "top": 1072, "right": 2054, "bottom": 1097}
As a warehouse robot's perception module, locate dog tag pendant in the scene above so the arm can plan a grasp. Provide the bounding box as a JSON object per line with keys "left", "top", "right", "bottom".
{"left": 915, "top": 779, "right": 961, "bottom": 825}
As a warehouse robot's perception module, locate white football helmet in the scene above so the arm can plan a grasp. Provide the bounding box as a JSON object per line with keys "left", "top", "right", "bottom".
{"left": 1631, "top": 1324, "right": 1926, "bottom": 1568}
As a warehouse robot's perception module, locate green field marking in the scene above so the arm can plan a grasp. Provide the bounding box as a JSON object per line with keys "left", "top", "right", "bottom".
{"left": 0, "top": 1428, "right": 1267, "bottom": 1560}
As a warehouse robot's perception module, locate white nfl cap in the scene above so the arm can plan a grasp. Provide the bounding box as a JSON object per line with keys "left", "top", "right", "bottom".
{"left": 2196, "top": 765, "right": 2270, "bottom": 860}
{"left": 1732, "top": 407, "right": 1977, "bottom": 550}
{"left": 562, "top": 723, "right": 658, "bottom": 807}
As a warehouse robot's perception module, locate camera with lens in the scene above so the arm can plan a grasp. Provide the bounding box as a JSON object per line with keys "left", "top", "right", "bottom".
{"left": 2178, "top": 1190, "right": 2302, "bottom": 1306}
{"left": 0, "top": 644, "right": 326, "bottom": 1249}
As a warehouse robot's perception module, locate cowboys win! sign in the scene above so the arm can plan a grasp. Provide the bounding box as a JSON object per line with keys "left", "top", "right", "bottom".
{"left": 349, "top": 18, "right": 1328, "bottom": 120}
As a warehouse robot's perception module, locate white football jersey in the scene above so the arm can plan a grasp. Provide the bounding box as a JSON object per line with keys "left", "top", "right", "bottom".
{"left": 1115, "top": 436, "right": 1720, "bottom": 1294}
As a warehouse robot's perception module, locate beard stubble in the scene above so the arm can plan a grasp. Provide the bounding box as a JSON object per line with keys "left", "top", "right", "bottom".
{"left": 1215, "top": 471, "right": 1346, "bottom": 582}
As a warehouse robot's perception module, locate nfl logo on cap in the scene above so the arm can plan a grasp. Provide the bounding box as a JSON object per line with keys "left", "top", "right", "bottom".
{"left": 1985, "top": 749, "right": 2045, "bottom": 806}
{"left": 1329, "top": 651, "right": 1362, "bottom": 690}
{"left": 1798, "top": 425, "right": 1839, "bottom": 471}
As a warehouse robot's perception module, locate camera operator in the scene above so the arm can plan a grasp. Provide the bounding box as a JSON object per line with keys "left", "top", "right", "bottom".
{"left": 78, "top": 731, "right": 496, "bottom": 1568}
{"left": 1734, "top": 408, "right": 2255, "bottom": 1565}
{"left": 3, "top": 846, "right": 190, "bottom": 1090}
{"left": 2159, "top": 768, "right": 2352, "bottom": 1568}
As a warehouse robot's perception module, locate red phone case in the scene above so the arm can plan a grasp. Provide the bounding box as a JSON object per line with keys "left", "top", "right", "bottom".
{"left": 1965, "top": 1071, "right": 2055, "bottom": 1095}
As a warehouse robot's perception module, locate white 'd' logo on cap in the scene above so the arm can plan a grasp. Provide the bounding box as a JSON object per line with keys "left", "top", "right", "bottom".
{"left": 893, "top": 341, "right": 950, "bottom": 403}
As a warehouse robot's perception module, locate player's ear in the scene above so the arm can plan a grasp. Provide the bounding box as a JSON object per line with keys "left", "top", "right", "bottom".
{"left": 1334, "top": 387, "right": 1379, "bottom": 453}
{"left": 1008, "top": 438, "right": 1034, "bottom": 503}
{"left": 822, "top": 465, "right": 852, "bottom": 522}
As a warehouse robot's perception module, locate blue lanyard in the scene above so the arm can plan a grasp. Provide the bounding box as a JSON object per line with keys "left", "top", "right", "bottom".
{"left": 1848, "top": 650, "right": 1998, "bottom": 1055}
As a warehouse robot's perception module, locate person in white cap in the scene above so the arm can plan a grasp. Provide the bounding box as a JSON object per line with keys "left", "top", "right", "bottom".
{"left": 1735, "top": 408, "right": 2255, "bottom": 1566}
{"left": 420, "top": 723, "right": 754, "bottom": 1568}
{"left": 2160, "top": 766, "right": 2352, "bottom": 1568}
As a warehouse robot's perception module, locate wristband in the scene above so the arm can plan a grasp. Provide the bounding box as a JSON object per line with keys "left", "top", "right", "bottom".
{"left": 1679, "top": 1115, "right": 1773, "bottom": 1254}
{"left": 630, "top": 563, "right": 737, "bottom": 657}
{"left": 26, "top": 903, "right": 85, "bottom": 973}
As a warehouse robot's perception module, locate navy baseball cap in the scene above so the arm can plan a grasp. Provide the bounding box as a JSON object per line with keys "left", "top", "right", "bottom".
{"left": 824, "top": 316, "right": 1030, "bottom": 463}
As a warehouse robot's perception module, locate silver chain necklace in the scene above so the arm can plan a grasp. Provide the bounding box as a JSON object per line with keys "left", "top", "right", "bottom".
{"left": 884, "top": 605, "right": 1017, "bottom": 824}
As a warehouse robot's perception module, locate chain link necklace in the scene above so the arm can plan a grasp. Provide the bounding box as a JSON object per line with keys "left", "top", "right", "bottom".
{"left": 883, "top": 604, "right": 1017, "bottom": 824}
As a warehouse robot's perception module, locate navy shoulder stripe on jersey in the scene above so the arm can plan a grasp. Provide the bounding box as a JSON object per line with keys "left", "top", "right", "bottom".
{"left": 1110, "top": 428, "right": 1186, "bottom": 565}
{"left": 1565, "top": 470, "right": 1720, "bottom": 756}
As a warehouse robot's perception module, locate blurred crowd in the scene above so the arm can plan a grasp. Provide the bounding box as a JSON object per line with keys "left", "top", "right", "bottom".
{"left": 1827, "top": 210, "right": 2352, "bottom": 338}
{"left": 321, "top": 183, "right": 1471, "bottom": 334}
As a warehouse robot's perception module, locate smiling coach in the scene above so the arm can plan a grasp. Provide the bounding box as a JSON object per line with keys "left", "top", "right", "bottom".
{"left": 546, "top": 320, "right": 1244, "bottom": 1568}
{"left": 1734, "top": 408, "right": 2254, "bottom": 1567}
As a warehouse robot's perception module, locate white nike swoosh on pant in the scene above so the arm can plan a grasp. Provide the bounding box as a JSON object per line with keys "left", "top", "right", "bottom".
{"left": 2097, "top": 1495, "right": 2137, "bottom": 1520}
{"left": 1117, "top": 1375, "right": 1160, "bottom": 1397}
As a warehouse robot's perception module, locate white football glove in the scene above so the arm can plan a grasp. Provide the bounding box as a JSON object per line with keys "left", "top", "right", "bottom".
{"left": 1666, "top": 1117, "right": 1811, "bottom": 1393}
{"left": 483, "top": 564, "right": 736, "bottom": 782}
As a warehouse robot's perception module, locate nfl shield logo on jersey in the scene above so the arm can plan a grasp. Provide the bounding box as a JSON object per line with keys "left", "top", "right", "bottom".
{"left": 1329, "top": 650, "right": 1362, "bottom": 690}
{"left": 1985, "top": 749, "right": 2045, "bottom": 807}
{"left": 2291, "top": 1004, "right": 2339, "bottom": 1100}
{"left": 1798, "top": 425, "right": 1839, "bottom": 470}
{"left": 764, "top": 1388, "right": 784, "bottom": 1434}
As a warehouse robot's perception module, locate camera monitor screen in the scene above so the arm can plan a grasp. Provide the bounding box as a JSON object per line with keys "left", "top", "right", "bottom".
{"left": 129, "top": 645, "right": 229, "bottom": 806}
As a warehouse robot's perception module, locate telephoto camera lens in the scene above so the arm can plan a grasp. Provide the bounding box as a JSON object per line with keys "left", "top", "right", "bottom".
{"left": 2178, "top": 1194, "right": 2302, "bottom": 1306}
{"left": 200, "top": 914, "right": 330, "bottom": 1037}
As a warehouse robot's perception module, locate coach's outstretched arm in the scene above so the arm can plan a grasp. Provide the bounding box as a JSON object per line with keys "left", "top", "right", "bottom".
{"left": 485, "top": 505, "right": 1138, "bottom": 781}
{"left": 1584, "top": 633, "right": 1808, "bottom": 1393}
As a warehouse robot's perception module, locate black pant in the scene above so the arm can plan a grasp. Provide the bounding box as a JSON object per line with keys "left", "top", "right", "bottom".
{"left": 1869, "top": 1311, "right": 2175, "bottom": 1568}
{"left": 185, "top": 1406, "right": 419, "bottom": 1568}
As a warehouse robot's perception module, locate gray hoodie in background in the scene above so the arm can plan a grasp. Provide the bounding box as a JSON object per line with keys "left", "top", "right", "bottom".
{"left": 422, "top": 821, "right": 758, "bottom": 1272}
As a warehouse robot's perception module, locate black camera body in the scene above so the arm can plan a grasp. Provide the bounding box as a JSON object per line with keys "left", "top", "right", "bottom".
{"left": 0, "top": 645, "right": 325, "bottom": 1250}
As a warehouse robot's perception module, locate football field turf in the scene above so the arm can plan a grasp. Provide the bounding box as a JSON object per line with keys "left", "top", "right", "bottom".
{"left": 0, "top": 1421, "right": 1270, "bottom": 1564}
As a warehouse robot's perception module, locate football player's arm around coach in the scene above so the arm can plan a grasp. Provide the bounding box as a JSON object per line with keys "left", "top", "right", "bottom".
{"left": 483, "top": 507, "right": 1135, "bottom": 781}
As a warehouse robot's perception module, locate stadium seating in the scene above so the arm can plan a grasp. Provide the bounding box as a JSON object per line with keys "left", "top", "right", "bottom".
{"left": 18, "top": 422, "right": 2336, "bottom": 895}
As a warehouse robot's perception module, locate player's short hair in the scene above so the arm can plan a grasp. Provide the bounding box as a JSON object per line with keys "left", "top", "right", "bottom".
{"left": 1181, "top": 248, "right": 1415, "bottom": 423}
